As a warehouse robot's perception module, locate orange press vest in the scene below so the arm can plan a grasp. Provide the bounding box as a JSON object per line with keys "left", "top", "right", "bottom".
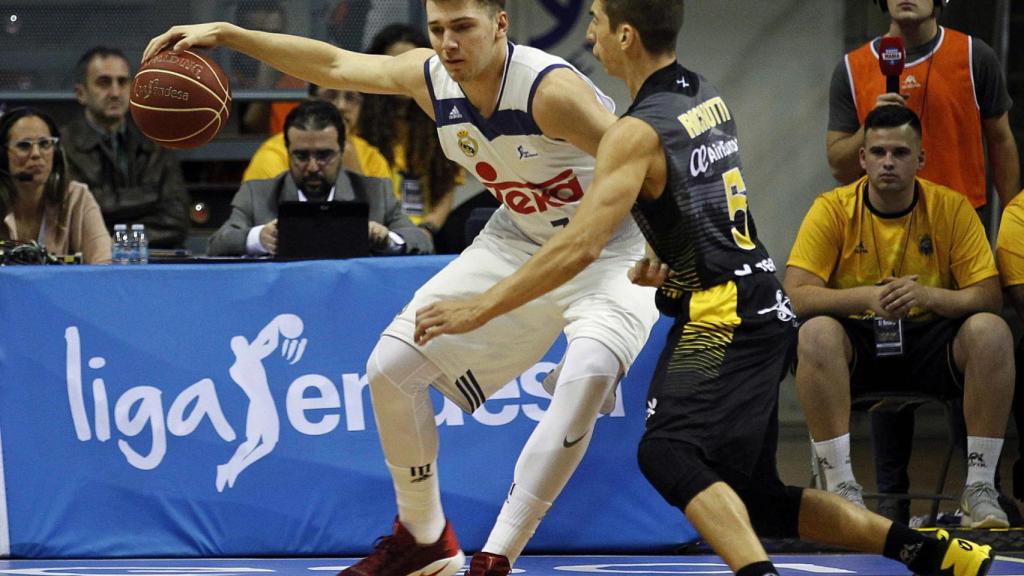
{"left": 846, "top": 28, "right": 987, "bottom": 208}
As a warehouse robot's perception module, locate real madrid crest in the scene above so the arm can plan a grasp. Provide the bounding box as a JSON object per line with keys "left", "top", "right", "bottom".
{"left": 457, "top": 129, "right": 478, "bottom": 158}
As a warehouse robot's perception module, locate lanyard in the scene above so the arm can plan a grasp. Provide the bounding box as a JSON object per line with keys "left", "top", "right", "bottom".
{"left": 861, "top": 180, "right": 916, "bottom": 279}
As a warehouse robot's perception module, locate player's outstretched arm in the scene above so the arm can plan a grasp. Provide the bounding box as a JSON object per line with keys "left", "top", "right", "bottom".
{"left": 143, "top": 23, "right": 431, "bottom": 99}
{"left": 414, "top": 117, "right": 658, "bottom": 345}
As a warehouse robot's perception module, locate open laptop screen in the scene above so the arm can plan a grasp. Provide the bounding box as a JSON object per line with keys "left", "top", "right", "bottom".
{"left": 275, "top": 201, "right": 370, "bottom": 261}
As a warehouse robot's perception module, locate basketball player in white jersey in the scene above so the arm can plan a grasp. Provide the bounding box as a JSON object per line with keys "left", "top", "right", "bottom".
{"left": 145, "top": 2, "right": 658, "bottom": 576}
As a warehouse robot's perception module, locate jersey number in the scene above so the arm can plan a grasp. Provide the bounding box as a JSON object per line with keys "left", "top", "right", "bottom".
{"left": 722, "top": 168, "right": 756, "bottom": 251}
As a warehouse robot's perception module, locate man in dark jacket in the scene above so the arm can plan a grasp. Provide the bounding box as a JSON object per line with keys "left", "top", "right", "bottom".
{"left": 208, "top": 100, "right": 431, "bottom": 257}
{"left": 62, "top": 46, "right": 190, "bottom": 249}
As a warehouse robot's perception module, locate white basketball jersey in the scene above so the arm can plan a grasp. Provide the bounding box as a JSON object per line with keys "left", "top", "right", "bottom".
{"left": 426, "top": 43, "right": 643, "bottom": 251}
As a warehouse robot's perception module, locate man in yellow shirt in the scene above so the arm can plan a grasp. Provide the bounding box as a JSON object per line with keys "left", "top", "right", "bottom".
{"left": 785, "top": 105, "right": 1013, "bottom": 528}
{"left": 997, "top": 192, "right": 1024, "bottom": 315}
{"left": 242, "top": 84, "right": 390, "bottom": 182}
{"left": 996, "top": 190, "right": 1024, "bottom": 504}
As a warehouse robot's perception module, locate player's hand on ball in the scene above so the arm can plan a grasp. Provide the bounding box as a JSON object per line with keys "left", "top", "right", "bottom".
{"left": 415, "top": 298, "right": 490, "bottom": 345}
{"left": 131, "top": 48, "right": 231, "bottom": 149}
{"left": 144, "top": 23, "right": 230, "bottom": 63}
{"left": 628, "top": 257, "right": 670, "bottom": 288}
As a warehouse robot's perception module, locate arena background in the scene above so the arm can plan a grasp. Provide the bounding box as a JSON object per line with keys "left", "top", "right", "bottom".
{"left": 0, "top": 0, "right": 1022, "bottom": 556}
{"left": 1, "top": 0, "right": 1018, "bottom": 282}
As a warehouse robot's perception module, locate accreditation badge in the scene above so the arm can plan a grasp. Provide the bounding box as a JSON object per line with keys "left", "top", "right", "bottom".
{"left": 873, "top": 317, "right": 904, "bottom": 357}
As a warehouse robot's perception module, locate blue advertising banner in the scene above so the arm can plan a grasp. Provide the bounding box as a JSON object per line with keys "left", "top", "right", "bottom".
{"left": 0, "top": 257, "right": 693, "bottom": 558}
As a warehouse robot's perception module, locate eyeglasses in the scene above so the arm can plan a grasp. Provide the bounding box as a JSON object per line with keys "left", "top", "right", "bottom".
{"left": 290, "top": 149, "right": 339, "bottom": 165}
{"left": 8, "top": 136, "right": 60, "bottom": 156}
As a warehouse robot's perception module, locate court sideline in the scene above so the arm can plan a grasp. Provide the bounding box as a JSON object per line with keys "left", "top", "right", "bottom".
{"left": 2, "top": 554, "right": 1024, "bottom": 576}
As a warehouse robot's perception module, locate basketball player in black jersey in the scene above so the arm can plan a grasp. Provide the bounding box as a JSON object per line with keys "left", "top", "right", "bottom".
{"left": 415, "top": 1, "right": 995, "bottom": 576}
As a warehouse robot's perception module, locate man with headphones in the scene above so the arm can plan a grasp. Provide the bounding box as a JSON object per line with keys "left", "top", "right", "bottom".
{"left": 0, "top": 107, "right": 112, "bottom": 264}
{"left": 822, "top": 0, "right": 1019, "bottom": 525}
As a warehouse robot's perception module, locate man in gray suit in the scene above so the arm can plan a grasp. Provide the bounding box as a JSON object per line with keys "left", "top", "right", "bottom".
{"left": 208, "top": 100, "right": 431, "bottom": 256}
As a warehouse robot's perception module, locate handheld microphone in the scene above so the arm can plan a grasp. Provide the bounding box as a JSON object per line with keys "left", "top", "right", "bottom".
{"left": 878, "top": 36, "right": 906, "bottom": 94}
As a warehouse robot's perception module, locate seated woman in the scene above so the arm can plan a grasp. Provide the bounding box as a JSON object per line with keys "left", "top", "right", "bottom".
{"left": 1, "top": 107, "right": 111, "bottom": 263}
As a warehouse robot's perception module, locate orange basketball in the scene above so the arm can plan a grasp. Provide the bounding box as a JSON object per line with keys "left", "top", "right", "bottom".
{"left": 130, "top": 49, "right": 231, "bottom": 150}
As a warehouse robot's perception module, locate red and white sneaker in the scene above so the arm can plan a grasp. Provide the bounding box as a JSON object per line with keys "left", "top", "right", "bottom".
{"left": 467, "top": 552, "right": 511, "bottom": 576}
{"left": 339, "top": 518, "right": 465, "bottom": 576}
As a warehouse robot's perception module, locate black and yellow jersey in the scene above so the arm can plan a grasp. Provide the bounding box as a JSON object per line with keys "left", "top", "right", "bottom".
{"left": 627, "top": 62, "right": 773, "bottom": 295}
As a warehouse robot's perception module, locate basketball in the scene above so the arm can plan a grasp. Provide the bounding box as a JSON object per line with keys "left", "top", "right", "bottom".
{"left": 130, "top": 49, "right": 231, "bottom": 150}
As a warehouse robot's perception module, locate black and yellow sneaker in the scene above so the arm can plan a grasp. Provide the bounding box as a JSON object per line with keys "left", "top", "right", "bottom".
{"left": 930, "top": 529, "right": 993, "bottom": 576}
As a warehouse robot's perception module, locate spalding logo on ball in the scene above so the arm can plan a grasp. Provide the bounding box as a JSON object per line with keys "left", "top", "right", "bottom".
{"left": 130, "top": 49, "right": 231, "bottom": 150}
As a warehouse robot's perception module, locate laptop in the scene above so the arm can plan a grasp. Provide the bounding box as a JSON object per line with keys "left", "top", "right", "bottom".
{"left": 275, "top": 200, "right": 370, "bottom": 261}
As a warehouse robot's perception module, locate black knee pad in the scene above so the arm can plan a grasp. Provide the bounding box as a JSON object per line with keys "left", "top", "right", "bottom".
{"left": 638, "top": 438, "right": 720, "bottom": 510}
{"left": 735, "top": 484, "right": 804, "bottom": 538}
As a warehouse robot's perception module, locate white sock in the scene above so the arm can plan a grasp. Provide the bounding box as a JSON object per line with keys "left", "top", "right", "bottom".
{"left": 388, "top": 460, "right": 445, "bottom": 544}
{"left": 965, "top": 436, "right": 1003, "bottom": 486}
{"left": 483, "top": 484, "right": 551, "bottom": 563}
{"left": 812, "top": 434, "right": 856, "bottom": 490}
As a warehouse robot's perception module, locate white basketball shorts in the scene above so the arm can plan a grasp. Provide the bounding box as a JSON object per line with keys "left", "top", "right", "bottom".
{"left": 382, "top": 228, "right": 659, "bottom": 413}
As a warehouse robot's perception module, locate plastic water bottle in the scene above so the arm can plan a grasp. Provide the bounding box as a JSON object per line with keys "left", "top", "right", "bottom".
{"left": 112, "top": 224, "right": 129, "bottom": 265}
{"left": 399, "top": 171, "right": 424, "bottom": 217}
{"left": 130, "top": 224, "right": 149, "bottom": 265}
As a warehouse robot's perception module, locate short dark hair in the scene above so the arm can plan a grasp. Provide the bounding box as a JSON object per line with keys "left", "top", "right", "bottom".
{"left": 602, "top": 0, "right": 684, "bottom": 55}
{"left": 864, "top": 105, "right": 922, "bottom": 139}
{"left": 74, "top": 46, "right": 129, "bottom": 84}
{"left": 368, "top": 23, "right": 429, "bottom": 55}
{"left": 283, "top": 99, "right": 346, "bottom": 150}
